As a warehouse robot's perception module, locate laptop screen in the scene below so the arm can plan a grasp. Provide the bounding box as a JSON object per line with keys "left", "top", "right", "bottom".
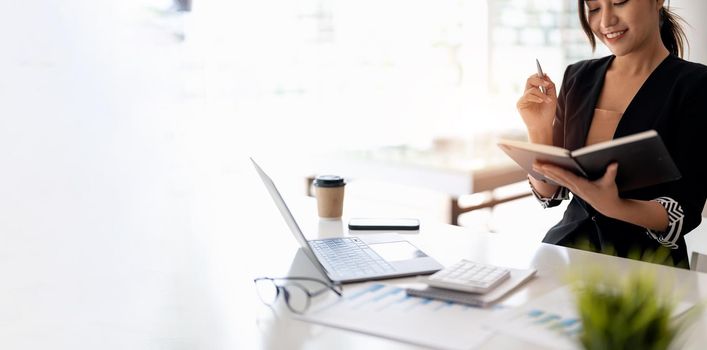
{"left": 251, "top": 158, "right": 332, "bottom": 280}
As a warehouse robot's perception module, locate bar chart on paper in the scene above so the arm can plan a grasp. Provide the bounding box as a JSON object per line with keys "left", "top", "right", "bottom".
{"left": 296, "top": 283, "right": 498, "bottom": 350}
{"left": 484, "top": 287, "right": 583, "bottom": 350}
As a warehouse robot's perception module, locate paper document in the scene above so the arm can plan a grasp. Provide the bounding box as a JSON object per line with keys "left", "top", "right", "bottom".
{"left": 484, "top": 286, "right": 695, "bottom": 350}
{"left": 295, "top": 283, "right": 498, "bottom": 350}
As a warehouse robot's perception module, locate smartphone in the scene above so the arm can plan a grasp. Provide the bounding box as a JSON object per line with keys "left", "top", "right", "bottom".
{"left": 348, "top": 218, "right": 420, "bottom": 231}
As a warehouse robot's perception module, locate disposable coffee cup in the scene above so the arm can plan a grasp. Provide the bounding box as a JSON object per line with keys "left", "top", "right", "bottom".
{"left": 313, "top": 175, "right": 346, "bottom": 219}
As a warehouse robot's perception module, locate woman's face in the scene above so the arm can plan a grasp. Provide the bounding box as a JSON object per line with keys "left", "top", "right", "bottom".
{"left": 584, "top": 0, "right": 664, "bottom": 56}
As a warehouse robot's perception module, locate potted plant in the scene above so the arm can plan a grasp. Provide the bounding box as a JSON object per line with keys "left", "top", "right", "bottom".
{"left": 571, "top": 269, "right": 699, "bottom": 350}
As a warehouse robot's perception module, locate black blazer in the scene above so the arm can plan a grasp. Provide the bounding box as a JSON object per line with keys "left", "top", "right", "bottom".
{"left": 542, "top": 55, "right": 707, "bottom": 268}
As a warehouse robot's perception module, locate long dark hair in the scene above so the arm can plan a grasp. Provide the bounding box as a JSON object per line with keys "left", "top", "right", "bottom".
{"left": 577, "top": 0, "right": 689, "bottom": 58}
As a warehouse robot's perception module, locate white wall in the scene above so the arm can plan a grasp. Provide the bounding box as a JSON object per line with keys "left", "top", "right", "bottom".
{"left": 676, "top": 1, "right": 707, "bottom": 215}
{"left": 675, "top": 0, "right": 707, "bottom": 64}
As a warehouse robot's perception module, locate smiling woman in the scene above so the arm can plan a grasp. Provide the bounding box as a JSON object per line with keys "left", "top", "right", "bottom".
{"left": 579, "top": 0, "right": 687, "bottom": 57}
{"left": 515, "top": 0, "right": 707, "bottom": 268}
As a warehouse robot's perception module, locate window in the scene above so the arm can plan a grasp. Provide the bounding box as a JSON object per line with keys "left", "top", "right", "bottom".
{"left": 191, "top": 0, "right": 607, "bottom": 158}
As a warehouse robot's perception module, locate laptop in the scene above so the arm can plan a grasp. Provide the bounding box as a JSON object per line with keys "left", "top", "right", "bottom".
{"left": 251, "top": 158, "right": 443, "bottom": 283}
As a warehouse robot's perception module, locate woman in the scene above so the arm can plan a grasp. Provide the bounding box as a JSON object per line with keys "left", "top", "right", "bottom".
{"left": 517, "top": 0, "right": 707, "bottom": 268}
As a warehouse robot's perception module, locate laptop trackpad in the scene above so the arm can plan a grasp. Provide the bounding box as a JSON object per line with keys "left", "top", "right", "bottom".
{"left": 368, "top": 241, "right": 428, "bottom": 262}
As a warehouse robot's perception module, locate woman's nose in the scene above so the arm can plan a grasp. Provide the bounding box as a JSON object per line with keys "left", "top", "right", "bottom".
{"left": 600, "top": 6, "right": 619, "bottom": 28}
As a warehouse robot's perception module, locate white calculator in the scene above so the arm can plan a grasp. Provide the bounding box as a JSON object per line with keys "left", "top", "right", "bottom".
{"left": 425, "top": 259, "right": 511, "bottom": 294}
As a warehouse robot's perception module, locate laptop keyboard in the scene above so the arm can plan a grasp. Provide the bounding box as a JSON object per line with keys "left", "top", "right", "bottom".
{"left": 310, "top": 237, "right": 395, "bottom": 277}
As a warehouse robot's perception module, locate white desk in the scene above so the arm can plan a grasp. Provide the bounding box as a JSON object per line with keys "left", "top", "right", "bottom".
{"left": 2, "top": 172, "right": 706, "bottom": 349}
{"left": 242, "top": 196, "right": 707, "bottom": 349}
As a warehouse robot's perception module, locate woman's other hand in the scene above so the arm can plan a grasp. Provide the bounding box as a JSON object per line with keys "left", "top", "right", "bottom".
{"left": 533, "top": 162, "right": 622, "bottom": 217}
{"left": 517, "top": 74, "right": 557, "bottom": 145}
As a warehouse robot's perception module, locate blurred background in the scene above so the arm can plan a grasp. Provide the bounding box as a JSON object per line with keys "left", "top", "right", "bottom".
{"left": 1, "top": 0, "right": 705, "bottom": 235}
{"left": 198, "top": 0, "right": 605, "bottom": 158}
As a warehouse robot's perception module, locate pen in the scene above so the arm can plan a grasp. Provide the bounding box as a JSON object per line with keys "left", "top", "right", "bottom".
{"left": 536, "top": 58, "right": 546, "bottom": 95}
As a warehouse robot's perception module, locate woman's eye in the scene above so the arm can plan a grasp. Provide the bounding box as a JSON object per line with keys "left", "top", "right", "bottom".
{"left": 588, "top": 0, "right": 627, "bottom": 15}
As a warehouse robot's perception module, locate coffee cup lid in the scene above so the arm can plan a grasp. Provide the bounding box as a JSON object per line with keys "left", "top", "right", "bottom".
{"left": 313, "top": 175, "right": 345, "bottom": 187}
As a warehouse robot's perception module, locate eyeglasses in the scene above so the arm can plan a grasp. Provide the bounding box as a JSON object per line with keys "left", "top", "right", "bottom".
{"left": 253, "top": 276, "right": 343, "bottom": 314}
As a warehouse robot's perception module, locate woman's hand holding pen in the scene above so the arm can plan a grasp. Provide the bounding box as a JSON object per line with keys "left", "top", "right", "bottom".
{"left": 519, "top": 62, "right": 561, "bottom": 197}
{"left": 517, "top": 73, "right": 557, "bottom": 145}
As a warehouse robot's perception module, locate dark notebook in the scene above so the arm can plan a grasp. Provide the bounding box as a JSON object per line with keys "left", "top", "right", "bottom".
{"left": 497, "top": 130, "right": 681, "bottom": 192}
